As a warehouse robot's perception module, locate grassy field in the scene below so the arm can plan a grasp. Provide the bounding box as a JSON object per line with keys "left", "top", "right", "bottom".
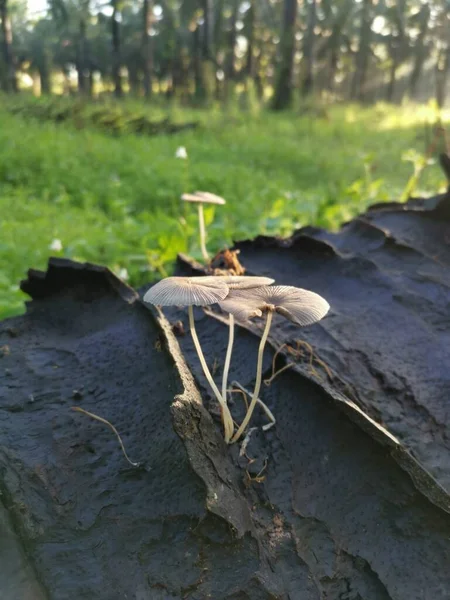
{"left": 0, "top": 97, "right": 448, "bottom": 319}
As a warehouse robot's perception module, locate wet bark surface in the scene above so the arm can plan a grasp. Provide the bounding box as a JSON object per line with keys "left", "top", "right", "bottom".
{"left": 1, "top": 195, "right": 450, "bottom": 599}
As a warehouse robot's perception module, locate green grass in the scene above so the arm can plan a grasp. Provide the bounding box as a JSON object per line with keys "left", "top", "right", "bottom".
{"left": 0, "top": 97, "right": 448, "bottom": 319}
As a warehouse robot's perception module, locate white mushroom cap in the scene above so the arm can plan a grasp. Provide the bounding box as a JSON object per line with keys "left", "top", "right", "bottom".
{"left": 181, "top": 191, "right": 226, "bottom": 206}
{"left": 144, "top": 276, "right": 229, "bottom": 307}
{"left": 217, "top": 275, "right": 275, "bottom": 290}
{"left": 219, "top": 285, "right": 330, "bottom": 326}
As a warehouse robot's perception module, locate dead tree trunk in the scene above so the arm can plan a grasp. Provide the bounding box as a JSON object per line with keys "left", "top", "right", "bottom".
{"left": 2, "top": 192, "right": 450, "bottom": 598}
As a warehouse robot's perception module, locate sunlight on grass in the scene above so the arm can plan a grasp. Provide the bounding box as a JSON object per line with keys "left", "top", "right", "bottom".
{"left": 0, "top": 98, "right": 447, "bottom": 319}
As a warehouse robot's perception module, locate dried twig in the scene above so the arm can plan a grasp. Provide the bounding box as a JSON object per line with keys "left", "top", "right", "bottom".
{"left": 71, "top": 407, "right": 140, "bottom": 467}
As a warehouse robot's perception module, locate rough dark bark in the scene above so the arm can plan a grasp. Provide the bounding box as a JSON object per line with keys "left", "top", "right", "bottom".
{"left": 142, "top": 0, "right": 153, "bottom": 99}
{"left": 351, "top": 0, "right": 373, "bottom": 102}
{"left": 409, "top": 4, "right": 430, "bottom": 98}
{"left": 272, "top": 0, "right": 298, "bottom": 110}
{"left": 0, "top": 0, "right": 17, "bottom": 92}
{"left": 2, "top": 193, "right": 450, "bottom": 599}
{"left": 111, "top": 0, "right": 122, "bottom": 98}
{"left": 300, "top": 0, "right": 317, "bottom": 97}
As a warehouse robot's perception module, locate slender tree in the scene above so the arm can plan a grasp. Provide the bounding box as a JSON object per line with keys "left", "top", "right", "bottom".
{"left": 111, "top": 0, "right": 122, "bottom": 97}
{"left": 0, "top": 0, "right": 17, "bottom": 91}
{"left": 300, "top": 0, "right": 317, "bottom": 96}
{"left": 436, "top": 44, "right": 450, "bottom": 108}
{"left": 385, "top": 0, "right": 407, "bottom": 103}
{"left": 272, "top": 0, "right": 298, "bottom": 110}
{"left": 142, "top": 0, "right": 154, "bottom": 98}
{"left": 409, "top": 3, "right": 430, "bottom": 98}
{"left": 316, "top": 0, "right": 353, "bottom": 94}
{"left": 201, "top": 0, "right": 212, "bottom": 59}
{"left": 77, "top": 5, "right": 89, "bottom": 95}
{"left": 351, "top": 0, "right": 373, "bottom": 102}
{"left": 225, "top": 0, "right": 239, "bottom": 82}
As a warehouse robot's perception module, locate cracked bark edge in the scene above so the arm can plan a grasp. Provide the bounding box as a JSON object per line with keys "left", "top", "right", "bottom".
{"left": 148, "top": 303, "right": 256, "bottom": 538}
{"left": 200, "top": 307, "right": 450, "bottom": 516}
{"left": 20, "top": 257, "right": 138, "bottom": 304}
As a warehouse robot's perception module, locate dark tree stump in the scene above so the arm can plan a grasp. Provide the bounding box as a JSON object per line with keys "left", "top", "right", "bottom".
{"left": 1, "top": 194, "right": 450, "bottom": 600}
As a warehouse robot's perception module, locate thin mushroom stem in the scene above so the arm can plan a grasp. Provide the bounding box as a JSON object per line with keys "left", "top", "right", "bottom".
{"left": 222, "top": 313, "right": 234, "bottom": 407}
{"left": 231, "top": 311, "right": 273, "bottom": 443}
{"left": 188, "top": 305, "right": 234, "bottom": 442}
{"left": 197, "top": 203, "right": 209, "bottom": 262}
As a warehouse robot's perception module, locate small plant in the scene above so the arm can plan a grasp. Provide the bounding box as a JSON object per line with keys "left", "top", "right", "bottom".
{"left": 181, "top": 192, "right": 226, "bottom": 263}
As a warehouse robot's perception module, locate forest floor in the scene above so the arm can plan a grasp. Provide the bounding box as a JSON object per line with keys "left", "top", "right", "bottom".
{"left": 0, "top": 96, "right": 448, "bottom": 318}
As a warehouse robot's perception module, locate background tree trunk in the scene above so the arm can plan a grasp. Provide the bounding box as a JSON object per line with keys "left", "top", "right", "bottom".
{"left": 225, "top": 0, "right": 239, "bottom": 82}
{"left": 201, "top": 0, "right": 212, "bottom": 60}
{"left": 272, "top": 0, "right": 298, "bottom": 110}
{"left": 301, "top": 0, "right": 317, "bottom": 97}
{"left": 385, "top": 0, "right": 406, "bottom": 103}
{"left": 0, "top": 0, "right": 17, "bottom": 92}
{"left": 77, "top": 17, "right": 89, "bottom": 95}
{"left": 351, "top": 0, "right": 373, "bottom": 102}
{"left": 436, "top": 44, "right": 450, "bottom": 109}
{"left": 111, "top": 0, "right": 122, "bottom": 98}
{"left": 193, "top": 23, "right": 205, "bottom": 103}
{"left": 142, "top": 0, "right": 154, "bottom": 99}
{"left": 244, "top": 0, "right": 256, "bottom": 79}
{"left": 409, "top": 4, "right": 430, "bottom": 99}
{"left": 38, "top": 48, "right": 51, "bottom": 95}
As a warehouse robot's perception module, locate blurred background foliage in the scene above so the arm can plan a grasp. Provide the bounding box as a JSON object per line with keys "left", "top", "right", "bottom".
{"left": 1, "top": 0, "right": 450, "bottom": 318}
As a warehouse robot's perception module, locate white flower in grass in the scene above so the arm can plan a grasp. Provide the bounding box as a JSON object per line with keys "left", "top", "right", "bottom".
{"left": 49, "top": 239, "right": 63, "bottom": 252}
{"left": 118, "top": 268, "right": 129, "bottom": 281}
{"left": 175, "top": 146, "right": 188, "bottom": 159}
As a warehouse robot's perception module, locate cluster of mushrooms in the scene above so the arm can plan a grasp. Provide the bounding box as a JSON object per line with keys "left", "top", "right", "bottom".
{"left": 144, "top": 275, "right": 330, "bottom": 444}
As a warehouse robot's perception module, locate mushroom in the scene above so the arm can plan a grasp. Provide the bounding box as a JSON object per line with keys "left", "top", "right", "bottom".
{"left": 218, "top": 285, "right": 330, "bottom": 443}
{"left": 144, "top": 276, "right": 235, "bottom": 441}
{"left": 215, "top": 276, "right": 275, "bottom": 409}
{"left": 181, "top": 191, "right": 226, "bottom": 263}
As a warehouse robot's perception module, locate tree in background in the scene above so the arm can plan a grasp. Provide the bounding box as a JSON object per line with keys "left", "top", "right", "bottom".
{"left": 0, "top": 0, "right": 17, "bottom": 91}
{"left": 272, "top": 0, "right": 298, "bottom": 110}
{"left": 3, "top": 0, "right": 450, "bottom": 108}
{"left": 351, "top": 0, "right": 374, "bottom": 102}
{"left": 300, "top": 0, "right": 317, "bottom": 96}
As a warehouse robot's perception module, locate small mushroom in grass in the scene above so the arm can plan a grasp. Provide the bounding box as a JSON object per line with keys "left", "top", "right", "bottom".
{"left": 216, "top": 276, "right": 275, "bottom": 410}
{"left": 219, "top": 285, "right": 330, "bottom": 443}
{"left": 144, "top": 276, "right": 235, "bottom": 442}
{"left": 181, "top": 192, "right": 226, "bottom": 263}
